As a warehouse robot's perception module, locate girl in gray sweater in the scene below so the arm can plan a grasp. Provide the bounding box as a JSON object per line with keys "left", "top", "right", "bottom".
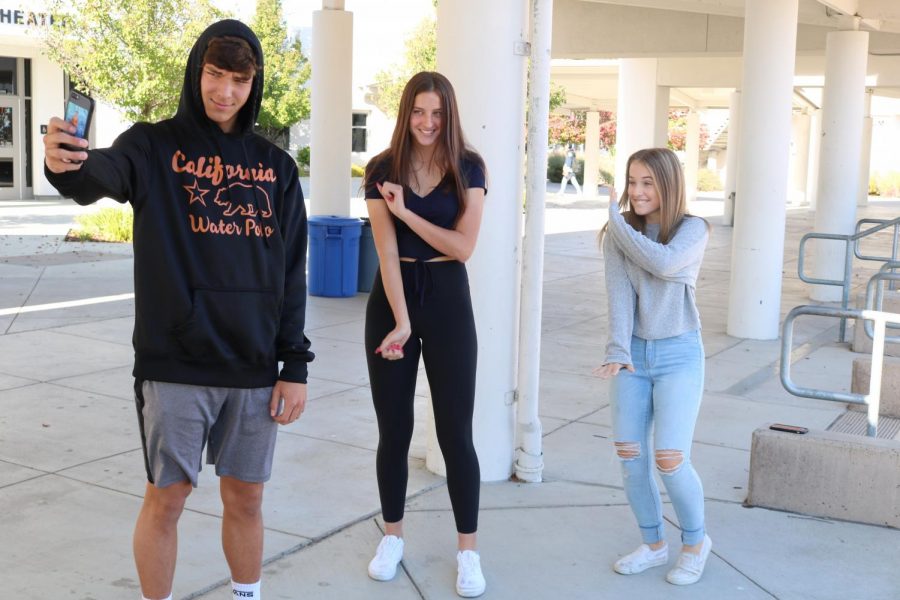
{"left": 595, "top": 148, "right": 711, "bottom": 585}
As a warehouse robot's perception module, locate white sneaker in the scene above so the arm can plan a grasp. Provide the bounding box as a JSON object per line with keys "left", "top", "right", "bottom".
{"left": 367, "top": 535, "right": 404, "bottom": 581}
{"left": 613, "top": 543, "right": 669, "bottom": 575}
{"left": 666, "top": 535, "right": 712, "bottom": 585}
{"left": 456, "top": 550, "right": 486, "bottom": 597}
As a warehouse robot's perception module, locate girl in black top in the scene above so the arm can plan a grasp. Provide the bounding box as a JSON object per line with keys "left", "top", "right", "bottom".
{"left": 363, "top": 71, "right": 488, "bottom": 598}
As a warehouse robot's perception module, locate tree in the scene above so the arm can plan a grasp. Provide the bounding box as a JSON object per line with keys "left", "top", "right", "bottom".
{"left": 549, "top": 109, "right": 712, "bottom": 152}
{"left": 549, "top": 83, "right": 567, "bottom": 112}
{"left": 369, "top": 16, "right": 436, "bottom": 117}
{"left": 667, "top": 109, "right": 709, "bottom": 151}
{"left": 250, "top": 0, "right": 311, "bottom": 145}
{"left": 548, "top": 112, "right": 586, "bottom": 146}
{"left": 370, "top": 6, "right": 566, "bottom": 119}
{"left": 42, "top": 0, "right": 223, "bottom": 123}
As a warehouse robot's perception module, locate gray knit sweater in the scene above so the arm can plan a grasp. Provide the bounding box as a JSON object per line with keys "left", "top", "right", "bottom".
{"left": 603, "top": 204, "right": 709, "bottom": 365}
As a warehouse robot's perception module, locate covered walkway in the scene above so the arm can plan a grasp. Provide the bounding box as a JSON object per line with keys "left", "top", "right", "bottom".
{"left": 0, "top": 195, "right": 897, "bottom": 598}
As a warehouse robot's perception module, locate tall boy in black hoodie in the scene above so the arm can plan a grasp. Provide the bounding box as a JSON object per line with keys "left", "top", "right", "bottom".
{"left": 42, "top": 20, "right": 312, "bottom": 600}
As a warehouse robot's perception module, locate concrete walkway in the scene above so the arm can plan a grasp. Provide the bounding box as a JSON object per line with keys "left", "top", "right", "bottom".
{"left": 0, "top": 196, "right": 897, "bottom": 600}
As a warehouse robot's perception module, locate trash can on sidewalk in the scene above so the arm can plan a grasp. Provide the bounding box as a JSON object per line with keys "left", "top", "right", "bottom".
{"left": 357, "top": 217, "right": 379, "bottom": 292}
{"left": 308, "top": 216, "right": 362, "bottom": 297}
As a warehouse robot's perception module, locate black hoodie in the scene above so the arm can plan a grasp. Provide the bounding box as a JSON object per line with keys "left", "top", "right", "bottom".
{"left": 46, "top": 19, "right": 314, "bottom": 387}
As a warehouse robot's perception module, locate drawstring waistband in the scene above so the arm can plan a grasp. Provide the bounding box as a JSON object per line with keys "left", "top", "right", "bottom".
{"left": 399, "top": 256, "right": 453, "bottom": 306}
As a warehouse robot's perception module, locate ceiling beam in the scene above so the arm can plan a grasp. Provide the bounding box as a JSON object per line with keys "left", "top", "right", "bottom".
{"left": 670, "top": 88, "right": 699, "bottom": 109}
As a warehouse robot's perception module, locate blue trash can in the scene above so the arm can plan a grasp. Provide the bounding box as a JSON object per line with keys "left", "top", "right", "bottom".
{"left": 358, "top": 218, "right": 379, "bottom": 292}
{"left": 308, "top": 216, "right": 362, "bottom": 297}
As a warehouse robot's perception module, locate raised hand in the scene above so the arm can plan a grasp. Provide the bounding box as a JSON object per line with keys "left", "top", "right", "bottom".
{"left": 43, "top": 116, "right": 88, "bottom": 173}
{"left": 376, "top": 181, "right": 408, "bottom": 219}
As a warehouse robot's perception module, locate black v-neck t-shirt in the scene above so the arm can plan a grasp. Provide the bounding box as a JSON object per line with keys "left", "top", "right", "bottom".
{"left": 365, "top": 155, "right": 486, "bottom": 260}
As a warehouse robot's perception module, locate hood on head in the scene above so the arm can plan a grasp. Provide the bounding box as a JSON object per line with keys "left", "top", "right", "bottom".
{"left": 176, "top": 19, "right": 264, "bottom": 136}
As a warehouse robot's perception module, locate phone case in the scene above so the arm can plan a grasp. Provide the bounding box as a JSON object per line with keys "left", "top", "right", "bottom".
{"left": 61, "top": 90, "right": 95, "bottom": 158}
{"left": 769, "top": 423, "right": 808, "bottom": 434}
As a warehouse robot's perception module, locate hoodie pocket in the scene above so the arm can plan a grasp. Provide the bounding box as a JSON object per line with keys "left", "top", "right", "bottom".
{"left": 172, "top": 288, "right": 278, "bottom": 366}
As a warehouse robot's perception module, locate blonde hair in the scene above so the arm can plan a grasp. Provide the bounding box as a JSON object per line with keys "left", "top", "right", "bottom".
{"left": 601, "top": 147, "right": 705, "bottom": 247}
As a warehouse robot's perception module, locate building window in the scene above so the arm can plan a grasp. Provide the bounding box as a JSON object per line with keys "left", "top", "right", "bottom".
{"left": 0, "top": 106, "right": 11, "bottom": 145}
{"left": 352, "top": 112, "right": 367, "bottom": 152}
{"left": 0, "top": 57, "right": 15, "bottom": 95}
{"left": 25, "top": 59, "right": 32, "bottom": 188}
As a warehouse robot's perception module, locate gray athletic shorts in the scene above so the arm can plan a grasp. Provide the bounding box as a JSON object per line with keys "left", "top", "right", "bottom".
{"left": 134, "top": 380, "right": 278, "bottom": 488}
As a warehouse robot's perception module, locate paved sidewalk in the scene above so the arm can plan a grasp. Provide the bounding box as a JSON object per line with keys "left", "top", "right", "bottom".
{"left": 0, "top": 196, "right": 898, "bottom": 599}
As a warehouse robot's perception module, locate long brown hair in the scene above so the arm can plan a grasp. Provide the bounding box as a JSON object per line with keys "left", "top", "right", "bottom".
{"left": 601, "top": 147, "right": 704, "bottom": 247}
{"left": 365, "top": 71, "right": 484, "bottom": 209}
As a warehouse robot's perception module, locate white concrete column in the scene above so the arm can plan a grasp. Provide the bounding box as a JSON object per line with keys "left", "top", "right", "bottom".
{"left": 811, "top": 30, "right": 869, "bottom": 302}
{"left": 310, "top": 5, "right": 353, "bottom": 216}
{"left": 723, "top": 90, "right": 741, "bottom": 226}
{"left": 654, "top": 87, "right": 670, "bottom": 148}
{"left": 806, "top": 107, "right": 822, "bottom": 211}
{"left": 858, "top": 89, "right": 874, "bottom": 207}
{"left": 615, "top": 58, "right": 662, "bottom": 190}
{"left": 685, "top": 110, "right": 700, "bottom": 205}
{"left": 583, "top": 110, "right": 601, "bottom": 197}
{"left": 789, "top": 110, "right": 811, "bottom": 205}
{"left": 434, "top": 0, "right": 527, "bottom": 481}
{"left": 727, "top": 0, "right": 798, "bottom": 339}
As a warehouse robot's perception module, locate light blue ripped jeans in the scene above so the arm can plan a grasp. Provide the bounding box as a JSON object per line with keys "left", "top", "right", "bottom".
{"left": 610, "top": 330, "right": 706, "bottom": 546}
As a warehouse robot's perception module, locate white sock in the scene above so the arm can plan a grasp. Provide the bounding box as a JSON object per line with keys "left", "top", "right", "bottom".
{"left": 232, "top": 579, "right": 261, "bottom": 599}
{"left": 141, "top": 595, "right": 172, "bottom": 600}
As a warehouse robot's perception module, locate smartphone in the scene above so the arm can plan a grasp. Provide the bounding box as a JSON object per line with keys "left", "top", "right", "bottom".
{"left": 61, "top": 89, "right": 94, "bottom": 159}
{"left": 769, "top": 423, "right": 808, "bottom": 434}
{"left": 276, "top": 397, "right": 285, "bottom": 417}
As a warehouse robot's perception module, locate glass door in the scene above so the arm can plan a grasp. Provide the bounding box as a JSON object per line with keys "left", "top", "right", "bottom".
{"left": 0, "top": 95, "right": 19, "bottom": 200}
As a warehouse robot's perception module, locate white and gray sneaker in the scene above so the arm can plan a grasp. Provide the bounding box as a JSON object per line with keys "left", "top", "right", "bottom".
{"left": 367, "top": 535, "right": 404, "bottom": 581}
{"left": 456, "top": 550, "right": 486, "bottom": 597}
{"left": 613, "top": 543, "right": 669, "bottom": 575}
{"left": 666, "top": 535, "right": 712, "bottom": 585}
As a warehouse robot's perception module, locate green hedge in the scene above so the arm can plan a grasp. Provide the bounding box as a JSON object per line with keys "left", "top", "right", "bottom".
{"left": 547, "top": 152, "right": 614, "bottom": 186}
{"left": 870, "top": 171, "right": 900, "bottom": 197}
{"left": 697, "top": 168, "right": 723, "bottom": 192}
{"left": 70, "top": 207, "right": 133, "bottom": 243}
{"left": 547, "top": 153, "right": 582, "bottom": 183}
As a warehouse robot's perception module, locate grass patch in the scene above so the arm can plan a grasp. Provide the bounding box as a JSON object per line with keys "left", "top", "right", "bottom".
{"left": 67, "top": 206, "right": 133, "bottom": 243}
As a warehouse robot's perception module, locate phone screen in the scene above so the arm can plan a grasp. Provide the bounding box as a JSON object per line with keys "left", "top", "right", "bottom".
{"left": 65, "top": 100, "right": 89, "bottom": 139}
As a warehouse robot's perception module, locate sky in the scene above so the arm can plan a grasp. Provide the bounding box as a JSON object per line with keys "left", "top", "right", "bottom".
{"left": 216, "top": 0, "right": 434, "bottom": 85}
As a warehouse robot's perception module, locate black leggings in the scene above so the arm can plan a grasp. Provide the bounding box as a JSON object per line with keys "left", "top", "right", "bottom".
{"left": 365, "top": 260, "right": 480, "bottom": 534}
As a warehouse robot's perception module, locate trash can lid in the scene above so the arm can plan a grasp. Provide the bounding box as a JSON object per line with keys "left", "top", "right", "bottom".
{"left": 309, "top": 215, "right": 362, "bottom": 227}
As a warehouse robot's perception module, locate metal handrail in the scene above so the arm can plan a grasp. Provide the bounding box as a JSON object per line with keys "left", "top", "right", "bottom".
{"left": 863, "top": 271, "right": 900, "bottom": 342}
{"left": 878, "top": 259, "right": 900, "bottom": 294}
{"left": 854, "top": 217, "right": 900, "bottom": 264}
{"left": 781, "top": 304, "right": 900, "bottom": 437}
{"left": 797, "top": 216, "right": 900, "bottom": 342}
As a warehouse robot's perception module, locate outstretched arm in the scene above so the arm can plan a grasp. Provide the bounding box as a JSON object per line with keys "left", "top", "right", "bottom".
{"left": 43, "top": 117, "right": 149, "bottom": 206}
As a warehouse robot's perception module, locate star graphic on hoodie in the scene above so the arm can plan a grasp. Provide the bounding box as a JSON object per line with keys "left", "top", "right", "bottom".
{"left": 184, "top": 179, "right": 210, "bottom": 207}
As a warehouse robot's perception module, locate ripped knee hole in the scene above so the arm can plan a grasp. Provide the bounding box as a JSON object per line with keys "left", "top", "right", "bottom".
{"left": 655, "top": 449, "right": 684, "bottom": 474}
{"left": 614, "top": 441, "right": 641, "bottom": 460}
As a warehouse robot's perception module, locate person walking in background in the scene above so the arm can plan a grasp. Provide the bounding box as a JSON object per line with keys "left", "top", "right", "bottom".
{"left": 594, "top": 147, "right": 712, "bottom": 586}
{"left": 363, "top": 71, "right": 488, "bottom": 598}
{"left": 42, "top": 20, "right": 313, "bottom": 600}
{"left": 557, "top": 143, "right": 582, "bottom": 195}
